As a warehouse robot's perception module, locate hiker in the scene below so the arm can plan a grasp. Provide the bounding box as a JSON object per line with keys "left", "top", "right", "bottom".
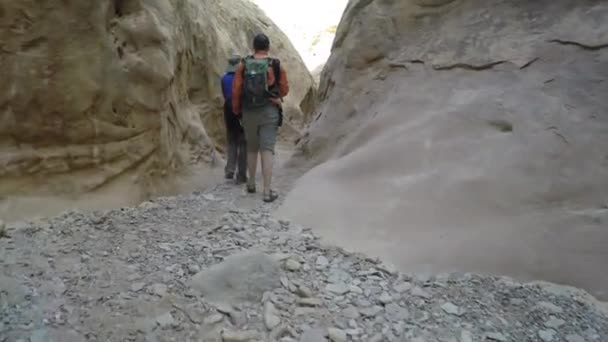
{"left": 221, "top": 54, "right": 247, "bottom": 184}
{"left": 232, "top": 33, "right": 289, "bottom": 203}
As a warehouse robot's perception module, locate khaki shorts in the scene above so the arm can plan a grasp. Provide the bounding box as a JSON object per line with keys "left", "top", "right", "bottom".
{"left": 242, "top": 104, "right": 280, "bottom": 153}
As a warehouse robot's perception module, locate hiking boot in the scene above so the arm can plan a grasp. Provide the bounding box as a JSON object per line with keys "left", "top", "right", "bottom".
{"left": 246, "top": 182, "right": 256, "bottom": 194}
{"left": 263, "top": 190, "right": 278, "bottom": 203}
{"left": 225, "top": 172, "right": 234, "bottom": 180}
{"left": 236, "top": 175, "right": 248, "bottom": 185}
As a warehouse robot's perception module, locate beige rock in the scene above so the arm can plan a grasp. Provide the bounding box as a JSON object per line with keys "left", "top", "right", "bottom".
{"left": 0, "top": 0, "right": 313, "bottom": 222}
{"left": 279, "top": 0, "right": 608, "bottom": 301}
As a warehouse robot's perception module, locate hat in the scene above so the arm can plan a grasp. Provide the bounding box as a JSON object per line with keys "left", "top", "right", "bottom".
{"left": 225, "top": 54, "right": 241, "bottom": 73}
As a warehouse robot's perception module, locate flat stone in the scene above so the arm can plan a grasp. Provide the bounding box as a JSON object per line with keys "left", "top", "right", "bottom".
{"left": 393, "top": 282, "right": 412, "bottom": 293}
{"left": 264, "top": 302, "right": 281, "bottom": 330}
{"left": 221, "top": 329, "right": 260, "bottom": 342}
{"left": 155, "top": 312, "right": 175, "bottom": 328}
{"left": 149, "top": 283, "right": 167, "bottom": 297}
{"left": 565, "top": 334, "right": 585, "bottom": 342}
{"left": 379, "top": 292, "right": 393, "bottom": 304}
{"left": 411, "top": 287, "right": 431, "bottom": 299}
{"left": 441, "top": 302, "right": 461, "bottom": 315}
{"left": 295, "top": 307, "right": 317, "bottom": 316}
{"left": 285, "top": 259, "right": 302, "bottom": 271}
{"left": 349, "top": 285, "right": 364, "bottom": 294}
{"left": 295, "top": 285, "right": 313, "bottom": 298}
{"left": 460, "top": 330, "right": 473, "bottom": 342}
{"left": 300, "top": 328, "right": 327, "bottom": 342}
{"left": 539, "top": 329, "right": 556, "bottom": 342}
{"left": 190, "top": 250, "right": 280, "bottom": 304}
{"left": 536, "top": 302, "right": 564, "bottom": 314}
{"left": 385, "top": 303, "right": 409, "bottom": 320}
{"left": 485, "top": 332, "right": 507, "bottom": 341}
{"left": 187, "top": 264, "right": 201, "bottom": 274}
{"left": 544, "top": 317, "right": 566, "bottom": 329}
{"left": 360, "top": 306, "right": 383, "bottom": 317}
{"left": 297, "top": 298, "right": 322, "bottom": 307}
{"left": 204, "top": 314, "right": 224, "bottom": 325}
{"left": 343, "top": 306, "right": 360, "bottom": 319}
{"left": 130, "top": 282, "right": 146, "bottom": 292}
{"left": 328, "top": 328, "right": 347, "bottom": 342}
{"left": 316, "top": 256, "right": 329, "bottom": 267}
{"left": 326, "top": 283, "right": 350, "bottom": 295}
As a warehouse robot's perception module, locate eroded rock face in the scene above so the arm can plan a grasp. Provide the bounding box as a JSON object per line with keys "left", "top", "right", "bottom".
{"left": 280, "top": 0, "right": 608, "bottom": 299}
{"left": 0, "top": 0, "right": 313, "bottom": 220}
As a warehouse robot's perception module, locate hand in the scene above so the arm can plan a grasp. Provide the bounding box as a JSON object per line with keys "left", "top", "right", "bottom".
{"left": 233, "top": 111, "right": 241, "bottom": 118}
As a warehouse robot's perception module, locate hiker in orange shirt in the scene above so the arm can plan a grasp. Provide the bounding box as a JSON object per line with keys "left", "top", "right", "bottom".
{"left": 232, "top": 33, "right": 289, "bottom": 203}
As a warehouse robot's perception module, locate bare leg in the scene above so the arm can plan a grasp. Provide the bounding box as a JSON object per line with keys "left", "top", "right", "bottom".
{"left": 261, "top": 150, "right": 273, "bottom": 195}
{"left": 247, "top": 151, "right": 258, "bottom": 189}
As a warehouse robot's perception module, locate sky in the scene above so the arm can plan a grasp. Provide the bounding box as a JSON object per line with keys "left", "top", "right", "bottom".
{"left": 251, "top": 0, "right": 348, "bottom": 70}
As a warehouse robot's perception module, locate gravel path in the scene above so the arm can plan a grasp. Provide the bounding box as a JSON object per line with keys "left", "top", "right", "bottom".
{"left": 1, "top": 170, "right": 607, "bottom": 342}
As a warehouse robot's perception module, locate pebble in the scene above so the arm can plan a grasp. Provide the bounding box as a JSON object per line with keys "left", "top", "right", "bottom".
{"left": 300, "top": 328, "right": 327, "bottom": 342}
{"left": 316, "top": 256, "right": 329, "bottom": 268}
{"left": 204, "top": 314, "right": 224, "bottom": 324}
{"left": 264, "top": 302, "right": 281, "bottom": 330}
{"left": 565, "top": 334, "right": 585, "bottom": 342}
{"left": 297, "top": 298, "right": 322, "bottom": 307}
{"left": 285, "top": 259, "right": 302, "bottom": 271}
{"left": 411, "top": 287, "right": 431, "bottom": 299}
{"left": 130, "top": 282, "right": 146, "bottom": 292}
{"left": 295, "top": 285, "right": 313, "bottom": 298}
{"left": 328, "top": 328, "right": 347, "bottom": 342}
{"left": 326, "top": 283, "right": 350, "bottom": 295}
{"left": 221, "top": 329, "right": 260, "bottom": 342}
{"left": 379, "top": 292, "right": 393, "bottom": 304}
{"left": 460, "top": 330, "right": 473, "bottom": 342}
{"left": 155, "top": 312, "right": 175, "bottom": 328}
{"left": 441, "top": 302, "right": 460, "bottom": 315}
{"left": 187, "top": 264, "right": 201, "bottom": 274}
{"left": 393, "top": 282, "right": 412, "bottom": 293}
{"left": 149, "top": 283, "right": 167, "bottom": 297}
{"left": 539, "top": 329, "right": 556, "bottom": 342}
{"left": 536, "top": 302, "right": 563, "bottom": 314}
{"left": 485, "top": 332, "right": 507, "bottom": 341}
{"left": 544, "top": 317, "right": 566, "bottom": 329}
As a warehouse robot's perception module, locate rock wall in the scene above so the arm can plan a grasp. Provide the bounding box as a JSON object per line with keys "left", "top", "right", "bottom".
{"left": 279, "top": 0, "right": 608, "bottom": 299}
{"left": 0, "top": 0, "right": 313, "bottom": 220}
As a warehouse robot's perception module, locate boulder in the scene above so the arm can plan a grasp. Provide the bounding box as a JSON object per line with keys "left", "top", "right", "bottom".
{"left": 279, "top": 0, "right": 608, "bottom": 299}
{"left": 0, "top": 0, "right": 314, "bottom": 221}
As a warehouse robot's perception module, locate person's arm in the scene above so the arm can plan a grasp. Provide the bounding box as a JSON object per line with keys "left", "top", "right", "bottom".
{"left": 278, "top": 65, "right": 289, "bottom": 98}
{"left": 232, "top": 62, "right": 244, "bottom": 114}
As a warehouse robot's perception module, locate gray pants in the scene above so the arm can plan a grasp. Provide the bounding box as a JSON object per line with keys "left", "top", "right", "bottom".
{"left": 224, "top": 102, "right": 247, "bottom": 180}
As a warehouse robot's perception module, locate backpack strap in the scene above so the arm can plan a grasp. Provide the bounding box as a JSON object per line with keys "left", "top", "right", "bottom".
{"left": 269, "top": 58, "right": 282, "bottom": 101}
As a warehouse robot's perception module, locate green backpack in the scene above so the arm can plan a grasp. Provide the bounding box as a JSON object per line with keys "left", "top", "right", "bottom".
{"left": 242, "top": 55, "right": 280, "bottom": 109}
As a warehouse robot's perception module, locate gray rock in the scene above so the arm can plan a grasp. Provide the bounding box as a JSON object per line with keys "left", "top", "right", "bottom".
{"left": 295, "top": 285, "right": 314, "bottom": 298}
{"left": 297, "top": 298, "right": 322, "bottom": 307}
{"left": 536, "top": 302, "right": 564, "bottom": 314}
{"left": 187, "top": 264, "right": 201, "bottom": 274}
{"left": 544, "top": 317, "right": 566, "bottom": 329}
{"left": 393, "top": 282, "right": 412, "bottom": 293}
{"left": 385, "top": 303, "right": 409, "bottom": 321}
{"left": 300, "top": 328, "right": 327, "bottom": 342}
{"left": 441, "top": 302, "right": 461, "bottom": 315}
{"left": 130, "top": 282, "right": 146, "bottom": 292}
{"left": 190, "top": 250, "right": 280, "bottom": 303}
{"left": 326, "top": 283, "right": 350, "bottom": 295}
{"left": 29, "top": 329, "right": 48, "bottom": 342}
{"left": 565, "top": 335, "right": 586, "bottom": 342}
{"left": 485, "top": 332, "right": 507, "bottom": 342}
{"left": 285, "top": 259, "right": 302, "bottom": 271}
{"left": 379, "top": 292, "right": 393, "bottom": 304}
{"left": 349, "top": 285, "right": 364, "bottom": 294}
{"left": 360, "top": 305, "right": 383, "bottom": 317}
{"left": 411, "top": 287, "right": 431, "bottom": 299}
{"left": 460, "top": 330, "right": 473, "bottom": 342}
{"left": 316, "top": 256, "right": 329, "bottom": 267}
{"left": 204, "top": 314, "right": 224, "bottom": 325}
{"left": 155, "top": 312, "right": 175, "bottom": 328}
{"left": 149, "top": 283, "right": 167, "bottom": 297}
{"left": 264, "top": 302, "right": 281, "bottom": 330}
{"left": 539, "top": 329, "right": 556, "bottom": 342}
{"left": 368, "top": 334, "right": 384, "bottom": 342}
{"left": 328, "top": 328, "right": 347, "bottom": 342}
{"left": 221, "top": 329, "right": 260, "bottom": 342}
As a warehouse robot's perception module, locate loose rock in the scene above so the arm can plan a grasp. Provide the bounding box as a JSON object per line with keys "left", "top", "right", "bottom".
{"left": 328, "top": 327, "right": 347, "bottom": 342}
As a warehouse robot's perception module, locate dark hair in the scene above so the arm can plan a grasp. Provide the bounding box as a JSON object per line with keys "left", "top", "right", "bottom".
{"left": 253, "top": 33, "right": 270, "bottom": 51}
